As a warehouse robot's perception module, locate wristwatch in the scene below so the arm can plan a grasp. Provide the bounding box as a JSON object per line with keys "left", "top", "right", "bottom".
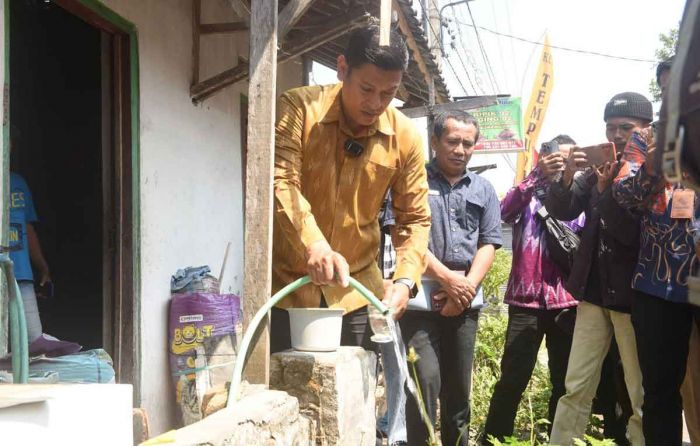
{"left": 393, "top": 278, "right": 418, "bottom": 298}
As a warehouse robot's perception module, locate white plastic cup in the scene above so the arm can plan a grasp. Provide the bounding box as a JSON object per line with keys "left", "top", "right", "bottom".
{"left": 287, "top": 308, "right": 344, "bottom": 352}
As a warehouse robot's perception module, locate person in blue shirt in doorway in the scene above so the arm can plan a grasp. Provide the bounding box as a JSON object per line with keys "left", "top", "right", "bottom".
{"left": 9, "top": 171, "right": 51, "bottom": 343}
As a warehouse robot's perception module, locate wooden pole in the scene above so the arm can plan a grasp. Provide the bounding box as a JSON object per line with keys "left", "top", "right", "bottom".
{"left": 191, "top": 0, "right": 201, "bottom": 85}
{"left": 380, "top": 0, "right": 391, "bottom": 45}
{"left": 242, "top": 0, "right": 277, "bottom": 385}
{"left": 302, "top": 55, "right": 313, "bottom": 86}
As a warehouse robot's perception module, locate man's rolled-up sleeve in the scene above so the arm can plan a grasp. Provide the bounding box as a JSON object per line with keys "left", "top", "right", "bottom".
{"left": 479, "top": 184, "right": 503, "bottom": 248}
{"left": 273, "top": 92, "right": 326, "bottom": 251}
{"left": 390, "top": 137, "right": 432, "bottom": 284}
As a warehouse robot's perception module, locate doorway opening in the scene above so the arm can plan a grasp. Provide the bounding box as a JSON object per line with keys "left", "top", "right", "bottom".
{"left": 9, "top": 0, "right": 138, "bottom": 384}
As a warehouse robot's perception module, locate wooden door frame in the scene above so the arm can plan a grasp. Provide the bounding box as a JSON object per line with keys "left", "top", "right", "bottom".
{"left": 0, "top": 0, "right": 11, "bottom": 359}
{"left": 46, "top": 0, "right": 141, "bottom": 400}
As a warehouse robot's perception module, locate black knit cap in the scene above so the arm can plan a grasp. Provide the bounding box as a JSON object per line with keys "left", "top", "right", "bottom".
{"left": 603, "top": 92, "right": 653, "bottom": 123}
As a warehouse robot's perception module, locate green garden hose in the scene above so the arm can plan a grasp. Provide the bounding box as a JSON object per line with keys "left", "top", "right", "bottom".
{"left": 1, "top": 254, "right": 29, "bottom": 383}
{"left": 227, "top": 276, "right": 389, "bottom": 406}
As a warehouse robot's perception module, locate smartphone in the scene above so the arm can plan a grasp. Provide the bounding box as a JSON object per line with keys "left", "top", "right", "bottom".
{"left": 650, "top": 121, "right": 659, "bottom": 142}
{"left": 35, "top": 281, "right": 54, "bottom": 299}
{"left": 576, "top": 143, "right": 617, "bottom": 168}
{"left": 540, "top": 140, "right": 559, "bottom": 156}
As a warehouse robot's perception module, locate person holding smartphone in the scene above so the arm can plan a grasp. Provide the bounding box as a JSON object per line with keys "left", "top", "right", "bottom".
{"left": 483, "top": 135, "right": 585, "bottom": 442}
{"left": 545, "top": 92, "right": 653, "bottom": 445}
{"left": 612, "top": 63, "right": 700, "bottom": 445}
{"left": 9, "top": 171, "right": 51, "bottom": 343}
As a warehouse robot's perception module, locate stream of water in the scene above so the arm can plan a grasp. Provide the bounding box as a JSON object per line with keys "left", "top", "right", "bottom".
{"left": 385, "top": 316, "right": 435, "bottom": 439}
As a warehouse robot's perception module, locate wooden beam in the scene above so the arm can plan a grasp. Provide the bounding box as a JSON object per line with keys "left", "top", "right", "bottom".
{"left": 396, "top": 83, "right": 410, "bottom": 102}
{"left": 51, "top": 0, "right": 130, "bottom": 34}
{"left": 278, "top": 0, "right": 316, "bottom": 40}
{"left": 241, "top": 0, "right": 278, "bottom": 387}
{"left": 279, "top": 12, "right": 370, "bottom": 60}
{"left": 400, "top": 96, "right": 499, "bottom": 119}
{"left": 192, "top": 0, "right": 201, "bottom": 85}
{"left": 191, "top": 12, "right": 370, "bottom": 102}
{"left": 191, "top": 64, "right": 248, "bottom": 103}
{"left": 225, "top": 0, "right": 251, "bottom": 25}
{"left": 393, "top": 0, "right": 441, "bottom": 103}
{"left": 199, "top": 21, "right": 248, "bottom": 35}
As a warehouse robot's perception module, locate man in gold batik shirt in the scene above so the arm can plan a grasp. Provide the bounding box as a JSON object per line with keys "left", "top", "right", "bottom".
{"left": 270, "top": 24, "right": 431, "bottom": 352}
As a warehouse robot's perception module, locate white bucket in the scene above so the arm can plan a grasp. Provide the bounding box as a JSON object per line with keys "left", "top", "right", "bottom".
{"left": 287, "top": 308, "right": 344, "bottom": 352}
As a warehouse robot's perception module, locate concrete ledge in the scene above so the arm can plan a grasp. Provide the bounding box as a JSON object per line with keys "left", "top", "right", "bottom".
{"left": 173, "top": 386, "right": 312, "bottom": 446}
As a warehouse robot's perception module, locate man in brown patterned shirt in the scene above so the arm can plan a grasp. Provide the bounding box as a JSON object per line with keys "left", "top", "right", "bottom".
{"left": 270, "top": 24, "right": 431, "bottom": 352}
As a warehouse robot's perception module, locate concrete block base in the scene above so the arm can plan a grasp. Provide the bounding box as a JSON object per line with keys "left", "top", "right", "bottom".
{"left": 270, "top": 346, "right": 377, "bottom": 446}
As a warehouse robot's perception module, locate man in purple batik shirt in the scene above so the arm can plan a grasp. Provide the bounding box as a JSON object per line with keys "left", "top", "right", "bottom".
{"left": 484, "top": 135, "right": 584, "bottom": 442}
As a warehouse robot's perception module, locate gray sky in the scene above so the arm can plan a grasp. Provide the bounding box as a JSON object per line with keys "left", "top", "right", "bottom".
{"left": 438, "top": 0, "right": 686, "bottom": 193}
{"left": 311, "top": 0, "right": 687, "bottom": 194}
{"left": 445, "top": 0, "right": 685, "bottom": 145}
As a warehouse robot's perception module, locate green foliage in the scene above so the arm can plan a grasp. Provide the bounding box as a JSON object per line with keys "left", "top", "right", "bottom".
{"left": 649, "top": 27, "right": 678, "bottom": 101}
{"left": 488, "top": 435, "right": 533, "bottom": 446}
{"left": 470, "top": 249, "right": 552, "bottom": 442}
{"left": 572, "top": 436, "right": 616, "bottom": 446}
{"left": 470, "top": 309, "right": 553, "bottom": 444}
{"left": 482, "top": 250, "right": 512, "bottom": 305}
{"left": 407, "top": 346, "right": 439, "bottom": 445}
{"left": 655, "top": 27, "right": 679, "bottom": 61}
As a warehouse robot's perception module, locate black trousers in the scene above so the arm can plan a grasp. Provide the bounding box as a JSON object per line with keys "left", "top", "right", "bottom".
{"left": 632, "top": 290, "right": 700, "bottom": 445}
{"left": 400, "top": 308, "right": 480, "bottom": 446}
{"left": 483, "top": 306, "right": 573, "bottom": 441}
{"left": 270, "top": 305, "right": 373, "bottom": 353}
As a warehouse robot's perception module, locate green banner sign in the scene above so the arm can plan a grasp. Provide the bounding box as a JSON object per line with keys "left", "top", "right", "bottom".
{"left": 471, "top": 97, "right": 524, "bottom": 153}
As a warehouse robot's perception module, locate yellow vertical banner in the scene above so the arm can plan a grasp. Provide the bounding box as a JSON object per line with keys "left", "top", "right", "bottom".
{"left": 515, "top": 35, "right": 554, "bottom": 183}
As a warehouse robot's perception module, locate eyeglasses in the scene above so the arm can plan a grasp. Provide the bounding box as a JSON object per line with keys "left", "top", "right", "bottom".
{"left": 344, "top": 139, "right": 364, "bottom": 157}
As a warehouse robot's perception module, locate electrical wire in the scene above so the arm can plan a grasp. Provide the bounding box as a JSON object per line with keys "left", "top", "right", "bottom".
{"left": 519, "top": 30, "right": 547, "bottom": 100}
{"left": 444, "top": 17, "right": 478, "bottom": 95}
{"left": 445, "top": 10, "right": 483, "bottom": 95}
{"left": 414, "top": 0, "right": 470, "bottom": 97}
{"left": 454, "top": 20, "right": 657, "bottom": 64}
{"left": 504, "top": 1, "right": 521, "bottom": 94}
{"left": 501, "top": 153, "right": 517, "bottom": 173}
{"left": 491, "top": 0, "right": 513, "bottom": 94}
{"left": 464, "top": 1, "right": 501, "bottom": 94}
{"left": 449, "top": 7, "right": 488, "bottom": 95}
{"left": 449, "top": 45, "right": 478, "bottom": 95}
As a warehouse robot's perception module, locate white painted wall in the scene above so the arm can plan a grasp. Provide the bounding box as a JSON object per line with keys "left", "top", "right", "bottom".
{"left": 98, "top": 0, "right": 302, "bottom": 435}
